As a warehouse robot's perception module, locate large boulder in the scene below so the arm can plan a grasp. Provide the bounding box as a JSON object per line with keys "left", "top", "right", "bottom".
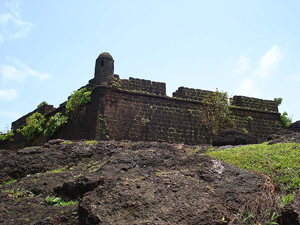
{"left": 212, "top": 128, "right": 258, "bottom": 146}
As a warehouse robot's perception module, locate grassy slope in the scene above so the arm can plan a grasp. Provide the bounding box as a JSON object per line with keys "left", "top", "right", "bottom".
{"left": 206, "top": 142, "right": 300, "bottom": 193}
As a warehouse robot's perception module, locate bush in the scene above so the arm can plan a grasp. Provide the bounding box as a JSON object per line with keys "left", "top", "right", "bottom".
{"left": 280, "top": 111, "right": 292, "bottom": 129}
{"left": 0, "top": 130, "right": 14, "bottom": 142}
{"left": 17, "top": 112, "right": 45, "bottom": 141}
{"left": 66, "top": 87, "right": 91, "bottom": 116}
{"left": 44, "top": 113, "right": 68, "bottom": 137}
{"left": 202, "top": 89, "right": 235, "bottom": 136}
{"left": 37, "top": 101, "right": 48, "bottom": 108}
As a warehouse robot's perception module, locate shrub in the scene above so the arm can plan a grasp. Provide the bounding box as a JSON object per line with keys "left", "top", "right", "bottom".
{"left": 280, "top": 111, "right": 292, "bottom": 129}
{"left": 17, "top": 112, "right": 45, "bottom": 140}
{"left": 66, "top": 87, "right": 91, "bottom": 116}
{"left": 44, "top": 113, "right": 68, "bottom": 137}
{"left": 37, "top": 101, "right": 48, "bottom": 108}
{"left": 0, "top": 129, "right": 14, "bottom": 142}
{"left": 273, "top": 97, "right": 283, "bottom": 106}
{"left": 202, "top": 89, "right": 235, "bottom": 136}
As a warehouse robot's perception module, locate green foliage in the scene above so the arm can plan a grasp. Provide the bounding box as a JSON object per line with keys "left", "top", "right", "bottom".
{"left": 37, "top": 101, "right": 48, "bottom": 108}
{"left": 3, "top": 189, "right": 34, "bottom": 199}
{"left": 66, "top": 87, "right": 91, "bottom": 116}
{"left": 46, "top": 196, "right": 78, "bottom": 206}
{"left": 17, "top": 112, "right": 45, "bottom": 141}
{"left": 273, "top": 97, "right": 283, "bottom": 106}
{"left": 246, "top": 116, "right": 253, "bottom": 123}
{"left": 46, "top": 168, "right": 64, "bottom": 173}
{"left": 206, "top": 142, "right": 300, "bottom": 192}
{"left": 0, "top": 129, "right": 14, "bottom": 142}
{"left": 202, "top": 89, "right": 235, "bottom": 135}
{"left": 3, "top": 179, "right": 17, "bottom": 185}
{"left": 280, "top": 111, "right": 292, "bottom": 129}
{"left": 44, "top": 113, "right": 68, "bottom": 137}
{"left": 85, "top": 140, "right": 97, "bottom": 146}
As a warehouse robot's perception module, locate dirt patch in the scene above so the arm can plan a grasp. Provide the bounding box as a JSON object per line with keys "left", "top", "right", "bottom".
{"left": 0, "top": 140, "right": 278, "bottom": 224}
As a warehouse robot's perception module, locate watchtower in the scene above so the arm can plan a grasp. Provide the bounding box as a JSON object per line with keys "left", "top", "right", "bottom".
{"left": 94, "top": 52, "right": 114, "bottom": 85}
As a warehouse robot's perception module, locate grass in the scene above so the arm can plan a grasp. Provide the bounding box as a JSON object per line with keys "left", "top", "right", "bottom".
{"left": 206, "top": 142, "right": 300, "bottom": 193}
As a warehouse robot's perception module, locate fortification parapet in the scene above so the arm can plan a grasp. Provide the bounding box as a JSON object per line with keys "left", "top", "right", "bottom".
{"left": 112, "top": 76, "right": 166, "bottom": 96}
{"left": 231, "top": 96, "right": 278, "bottom": 112}
{"left": 172, "top": 87, "right": 214, "bottom": 102}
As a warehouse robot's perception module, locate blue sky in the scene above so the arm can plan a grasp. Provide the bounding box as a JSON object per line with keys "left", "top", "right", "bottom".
{"left": 0, "top": 0, "right": 300, "bottom": 131}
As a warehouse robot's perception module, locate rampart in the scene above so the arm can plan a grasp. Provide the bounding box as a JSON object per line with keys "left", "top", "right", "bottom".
{"left": 0, "top": 52, "right": 282, "bottom": 150}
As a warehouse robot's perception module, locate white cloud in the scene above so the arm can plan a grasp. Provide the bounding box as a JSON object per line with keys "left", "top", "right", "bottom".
{"left": 236, "top": 45, "right": 283, "bottom": 98}
{"left": 0, "top": 1, "right": 32, "bottom": 42}
{"left": 287, "top": 74, "right": 300, "bottom": 82}
{"left": 235, "top": 55, "right": 250, "bottom": 74}
{"left": 254, "top": 45, "right": 283, "bottom": 79}
{"left": 0, "top": 57, "right": 52, "bottom": 82}
{"left": 0, "top": 89, "right": 18, "bottom": 101}
{"left": 237, "top": 76, "right": 260, "bottom": 97}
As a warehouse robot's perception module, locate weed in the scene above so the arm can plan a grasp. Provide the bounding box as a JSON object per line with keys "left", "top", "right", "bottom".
{"left": 3, "top": 189, "right": 34, "bottom": 198}
{"left": 280, "top": 111, "right": 292, "bottom": 129}
{"left": 17, "top": 112, "right": 45, "bottom": 140}
{"left": 0, "top": 129, "right": 14, "bottom": 142}
{"left": 246, "top": 116, "right": 253, "bottom": 123}
{"left": 46, "top": 196, "right": 78, "bottom": 206}
{"left": 85, "top": 140, "right": 97, "bottom": 146}
{"left": 62, "top": 141, "right": 73, "bottom": 144}
{"left": 66, "top": 87, "right": 91, "bottom": 116}
{"left": 46, "top": 168, "right": 64, "bottom": 174}
{"left": 37, "top": 101, "right": 48, "bottom": 108}
{"left": 202, "top": 89, "right": 235, "bottom": 136}
{"left": 4, "top": 179, "right": 17, "bottom": 185}
{"left": 44, "top": 113, "right": 68, "bottom": 137}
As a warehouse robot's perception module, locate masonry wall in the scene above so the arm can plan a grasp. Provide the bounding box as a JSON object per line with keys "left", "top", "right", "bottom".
{"left": 1, "top": 78, "right": 283, "bottom": 150}
{"left": 97, "top": 87, "right": 211, "bottom": 144}
{"left": 95, "top": 86, "right": 282, "bottom": 144}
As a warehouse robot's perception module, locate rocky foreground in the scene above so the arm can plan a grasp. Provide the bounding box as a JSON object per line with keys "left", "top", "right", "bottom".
{"left": 1, "top": 125, "right": 300, "bottom": 224}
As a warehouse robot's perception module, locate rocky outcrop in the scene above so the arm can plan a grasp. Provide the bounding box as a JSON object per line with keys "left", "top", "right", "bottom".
{"left": 0, "top": 140, "right": 276, "bottom": 224}
{"left": 212, "top": 129, "right": 258, "bottom": 146}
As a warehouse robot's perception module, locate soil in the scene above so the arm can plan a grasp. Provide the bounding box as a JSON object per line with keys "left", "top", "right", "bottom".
{"left": 0, "top": 129, "right": 299, "bottom": 224}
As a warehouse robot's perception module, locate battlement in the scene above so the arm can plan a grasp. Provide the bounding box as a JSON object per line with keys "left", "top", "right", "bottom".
{"left": 231, "top": 96, "right": 278, "bottom": 112}
{"left": 1, "top": 52, "right": 282, "bottom": 150}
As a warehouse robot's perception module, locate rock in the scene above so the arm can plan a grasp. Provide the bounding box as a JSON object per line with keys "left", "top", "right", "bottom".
{"left": 212, "top": 129, "right": 258, "bottom": 146}
{"left": 289, "top": 120, "right": 300, "bottom": 132}
{"left": 280, "top": 194, "right": 300, "bottom": 225}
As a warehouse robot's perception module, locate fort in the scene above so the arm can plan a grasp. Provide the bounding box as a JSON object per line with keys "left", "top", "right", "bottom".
{"left": 1, "top": 52, "right": 282, "bottom": 149}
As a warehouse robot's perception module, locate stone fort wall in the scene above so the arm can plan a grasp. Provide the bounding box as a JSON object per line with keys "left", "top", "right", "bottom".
{"left": 0, "top": 52, "right": 282, "bottom": 149}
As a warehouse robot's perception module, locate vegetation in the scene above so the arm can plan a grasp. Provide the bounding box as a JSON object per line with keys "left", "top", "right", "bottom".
{"left": 206, "top": 142, "right": 300, "bottom": 193}
{"left": 273, "top": 97, "right": 292, "bottom": 128}
{"left": 273, "top": 97, "right": 283, "bottom": 107}
{"left": 17, "top": 112, "right": 45, "bottom": 140}
{"left": 66, "top": 87, "right": 91, "bottom": 116}
{"left": 45, "top": 196, "right": 78, "bottom": 206}
{"left": 280, "top": 111, "right": 292, "bottom": 129}
{"left": 37, "top": 101, "right": 48, "bottom": 108}
{"left": 0, "top": 129, "right": 14, "bottom": 142}
{"left": 44, "top": 113, "right": 68, "bottom": 137}
{"left": 202, "top": 89, "right": 235, "bottom": 136}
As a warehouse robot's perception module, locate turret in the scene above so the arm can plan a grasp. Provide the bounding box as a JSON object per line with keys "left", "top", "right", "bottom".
{"left": 94, "top": 52, "right": 114, "bottom": 85}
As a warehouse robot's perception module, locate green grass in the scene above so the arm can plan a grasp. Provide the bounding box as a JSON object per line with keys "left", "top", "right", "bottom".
{"left": 206, "top": 142, "right": 300, "bottom": 193}
{"left": 46, "top": 168, "right": 64, "bottom": 174}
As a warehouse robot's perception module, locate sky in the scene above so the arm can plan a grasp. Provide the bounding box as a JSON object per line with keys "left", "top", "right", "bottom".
{"left": 0, "top": 0, "right": 300, "bottom": 131}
